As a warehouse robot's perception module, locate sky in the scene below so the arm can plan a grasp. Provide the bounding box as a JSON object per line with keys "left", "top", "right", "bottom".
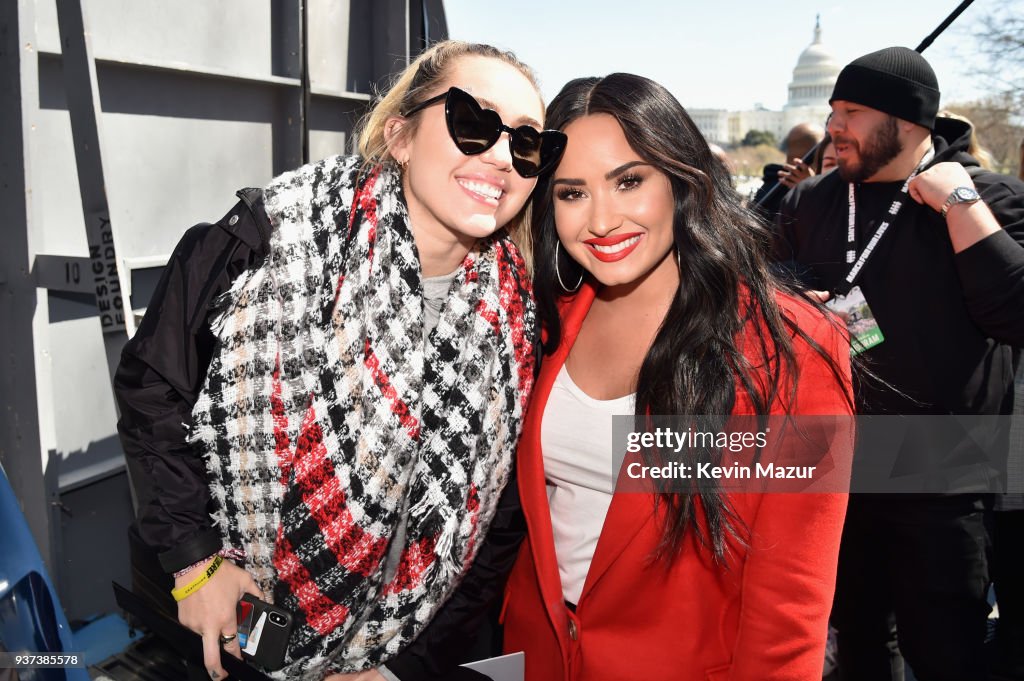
{"left": 444, "top": 0, "right": 1004, "bottom": 115}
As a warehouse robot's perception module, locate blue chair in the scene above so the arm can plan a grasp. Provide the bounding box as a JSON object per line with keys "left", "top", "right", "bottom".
{"left": 0, "top": 464, "right": 92, "bottom": 681}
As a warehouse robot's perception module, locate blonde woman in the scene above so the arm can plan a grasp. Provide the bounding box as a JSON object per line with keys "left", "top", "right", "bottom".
{"left": 116, "top": 41, "right": 564, "bottom": 680}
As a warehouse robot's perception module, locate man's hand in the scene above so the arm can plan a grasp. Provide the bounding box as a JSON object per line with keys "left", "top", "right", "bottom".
{"left": 778, "top": 157, "right": 814, "bottom": 189}
{"left": 909, "top": 161, "right": 1001, "bottom": 253}
{"left": 176, "top": 559, "right": 263, "bottom": 680}
{"left": 907, "top": 161, "right": 974, "bottom": 213}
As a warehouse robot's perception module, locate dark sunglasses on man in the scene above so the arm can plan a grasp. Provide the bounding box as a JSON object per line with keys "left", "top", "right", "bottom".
{"left": 403, "top": 87, "right": 567, "bottom": 178}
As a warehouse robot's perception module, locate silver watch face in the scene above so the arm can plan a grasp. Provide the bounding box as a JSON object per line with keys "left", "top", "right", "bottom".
{"left": 954, "top": 186, "right": 981, "bottom": 202}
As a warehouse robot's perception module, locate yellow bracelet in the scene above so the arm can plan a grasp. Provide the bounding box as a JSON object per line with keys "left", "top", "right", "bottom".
{"left": 171, "top": 554, "right": 224, "bottom": 602}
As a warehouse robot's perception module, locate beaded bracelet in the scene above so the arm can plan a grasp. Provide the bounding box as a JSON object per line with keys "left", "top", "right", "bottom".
{"left": 171, "top": 554, "right": 223, "bottom": 602}
{"left": 172, "top": 547, "right": 246, "bottom": 579}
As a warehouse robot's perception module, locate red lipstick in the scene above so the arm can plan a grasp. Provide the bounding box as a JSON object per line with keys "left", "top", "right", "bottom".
{"left": 584, "top": 233, "right": 644, "bottom": 263}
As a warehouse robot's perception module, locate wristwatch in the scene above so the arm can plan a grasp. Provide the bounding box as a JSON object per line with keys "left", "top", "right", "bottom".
{"left": 941, "top": 186, "right": 981, "bottom": 218}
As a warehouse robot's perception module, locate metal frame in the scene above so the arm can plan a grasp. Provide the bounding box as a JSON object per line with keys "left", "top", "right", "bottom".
{"left": 3, "top": 0, "right": 447, "bottom": 622}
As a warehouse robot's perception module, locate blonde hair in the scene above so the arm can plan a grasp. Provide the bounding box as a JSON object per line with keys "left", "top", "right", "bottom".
{"left": 355, "top": 40, "right": 542, "bottom": 263}
{"left": 356, "top": 40, "right": 540, "bottom": 167}
{"left": 938, "top": 110, "right": 996, "bottom": 170}
{"left": 1018, "top": 136, "right": 1023, "bottom": 181}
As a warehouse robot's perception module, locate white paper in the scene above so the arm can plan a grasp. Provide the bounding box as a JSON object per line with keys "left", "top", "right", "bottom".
{"left": 461, "top": 651, "right": 525, "bottom": 681}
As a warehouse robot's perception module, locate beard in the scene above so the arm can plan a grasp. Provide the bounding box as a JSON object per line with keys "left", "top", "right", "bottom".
{"left": 836, "top": 116, "right": 903, "bottom": 183}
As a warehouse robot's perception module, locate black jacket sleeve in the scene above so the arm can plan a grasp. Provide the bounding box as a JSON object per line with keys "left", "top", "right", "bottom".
{"left": 954, "top": 173, "right": 1024, "bottom": 346}
{"left": 384, "top": 474, "right": 527, "bottom": 681}
{"left": 115, "top": 191, "right": 268, "bottom": 573}
{"left": 771, "top": 180, "right": 821, "bottom": 289}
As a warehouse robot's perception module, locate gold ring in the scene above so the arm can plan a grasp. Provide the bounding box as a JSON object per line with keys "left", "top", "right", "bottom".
{"left": 219, "top": 634, "right": 237, "bottom": 645}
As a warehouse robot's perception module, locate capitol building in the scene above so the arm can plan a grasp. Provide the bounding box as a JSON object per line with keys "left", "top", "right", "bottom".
{"left": 690, "top": 18, "right": 840, "bottom": 145}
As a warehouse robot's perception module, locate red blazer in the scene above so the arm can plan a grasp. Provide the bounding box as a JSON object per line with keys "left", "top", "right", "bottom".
{"left": 502, "top": 283, "right": 853, "bottom": 681}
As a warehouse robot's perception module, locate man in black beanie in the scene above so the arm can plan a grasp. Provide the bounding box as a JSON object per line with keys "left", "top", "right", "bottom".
{"left": 775, "top": 46, "right": 1024, "bottom": 681}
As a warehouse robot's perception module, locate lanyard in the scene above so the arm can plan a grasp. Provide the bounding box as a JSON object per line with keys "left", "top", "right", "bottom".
{"left": 835, "top": 146, "right": 935, "bottom": 296}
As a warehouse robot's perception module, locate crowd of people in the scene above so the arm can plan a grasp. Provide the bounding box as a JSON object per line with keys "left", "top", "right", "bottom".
{"left": 114, "top": 39, "right": 1023, "bottom": 681}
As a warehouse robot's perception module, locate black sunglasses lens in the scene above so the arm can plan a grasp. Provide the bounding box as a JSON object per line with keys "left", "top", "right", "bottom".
{"left": 448, "top": 91, "right": 501, "bottom": 154}
{"left": 511, "top": 130, "right": 567, "bottom": 178}
{"left": 509, "top": 126, "right": 542, "bottom": 176}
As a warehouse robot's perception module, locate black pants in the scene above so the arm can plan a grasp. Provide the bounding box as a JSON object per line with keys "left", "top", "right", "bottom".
{"left": 832, "top": 494, "right": 992, "bottom": 681}
{"left": 993, "top": 509, "right": 1024, "bottom": 676}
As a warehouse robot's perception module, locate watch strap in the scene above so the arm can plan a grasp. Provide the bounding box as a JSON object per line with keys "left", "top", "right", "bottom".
{"left": 941, "top": 186, "right": 981, "bottom": 218}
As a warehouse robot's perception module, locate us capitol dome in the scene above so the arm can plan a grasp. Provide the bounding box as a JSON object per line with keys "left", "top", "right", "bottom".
{"left": 690, "top": 17, "right": 839, "bottom": 146}
{"left": 786, "top": 17, "right": 841, "bottom": 109}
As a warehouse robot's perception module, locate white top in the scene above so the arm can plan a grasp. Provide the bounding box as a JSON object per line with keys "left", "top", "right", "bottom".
{"left": 421, "top": 269, "right": 459, "bottom": 336}
{"left": 541, "top": 364, "right": 635, "bottom": 604}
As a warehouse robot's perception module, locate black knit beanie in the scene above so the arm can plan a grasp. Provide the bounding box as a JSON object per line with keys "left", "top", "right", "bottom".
{"left": 830, "top": 46, "right": 940, "bottom": 129}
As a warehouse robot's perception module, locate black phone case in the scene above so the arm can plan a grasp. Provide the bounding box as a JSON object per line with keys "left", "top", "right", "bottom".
{"left": 237, "top": 593, "right": 295, "bottom": 671}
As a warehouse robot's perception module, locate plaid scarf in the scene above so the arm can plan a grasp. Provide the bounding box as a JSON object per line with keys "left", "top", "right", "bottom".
{"left": 189, "top": 155, "right": 536, "bottom": 678}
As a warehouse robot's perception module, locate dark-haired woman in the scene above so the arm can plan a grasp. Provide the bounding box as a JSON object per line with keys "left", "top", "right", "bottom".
{"left": 501, "top": 74, "right": 854, "bottom": 681}
{"left": 115, "top": 41, "right": 565, "bottom": 681}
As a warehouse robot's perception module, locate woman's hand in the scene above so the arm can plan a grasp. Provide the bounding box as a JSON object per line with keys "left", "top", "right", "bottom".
{"left": 176, "top": 558, "right": 263, "bottom": 680}
{"left": 323, "top": 671, "right": 386, "bottom": 681}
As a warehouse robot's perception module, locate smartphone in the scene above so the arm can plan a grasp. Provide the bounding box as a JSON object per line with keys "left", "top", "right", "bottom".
{"left": 236, "top": 593, "right": 295, "bottom": 671}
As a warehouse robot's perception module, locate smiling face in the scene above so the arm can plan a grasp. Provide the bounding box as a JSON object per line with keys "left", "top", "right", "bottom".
{"left": 552, "top": 114, "right": 678, "bottom": 290}
{"left": 389, "top": 56, "right": 544, "bottom": 253}
{"left": 828, "top": 101, "right": 903, "bottom": 183}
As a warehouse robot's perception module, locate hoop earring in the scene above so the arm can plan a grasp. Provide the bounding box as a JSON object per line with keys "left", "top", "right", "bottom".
{"left": 555, "top": 241, "right": 583, "bottom": 293}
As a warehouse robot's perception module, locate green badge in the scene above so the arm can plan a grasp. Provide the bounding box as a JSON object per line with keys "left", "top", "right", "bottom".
{"left": 827, "top": 285, "right": 884, "bottom": 356}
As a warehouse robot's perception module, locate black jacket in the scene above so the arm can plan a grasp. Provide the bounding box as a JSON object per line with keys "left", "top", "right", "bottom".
{"left": 751, "top": 162, "right": 788, "bottom": 223}
{"left": 114, "top": 191, "right": 526, "bottom": 680}
{"left": 775, "top": 117, "right": 1024, "bottom": 414}
{"left": 773, "top": 117, "right": 1024, "bottom": 489}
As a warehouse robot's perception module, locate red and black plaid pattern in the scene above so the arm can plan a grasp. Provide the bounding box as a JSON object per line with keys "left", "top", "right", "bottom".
{"left": 190, "top": 156, "right": 536, "bottom": 677}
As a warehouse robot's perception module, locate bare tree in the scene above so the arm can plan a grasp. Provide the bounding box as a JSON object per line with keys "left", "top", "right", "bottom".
{"left": 946, "top": 96, "right": 1023, "bottom": 175}
{"left": 974, "top": 2, "right": 1024, "bottom": 111}
{"left": 959, "top": 2, "right": 1024, "bottom": 176}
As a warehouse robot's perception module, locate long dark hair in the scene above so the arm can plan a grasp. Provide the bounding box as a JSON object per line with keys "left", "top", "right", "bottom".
{"left": 532, "top": 74, "right": 852, "bottom": 563}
